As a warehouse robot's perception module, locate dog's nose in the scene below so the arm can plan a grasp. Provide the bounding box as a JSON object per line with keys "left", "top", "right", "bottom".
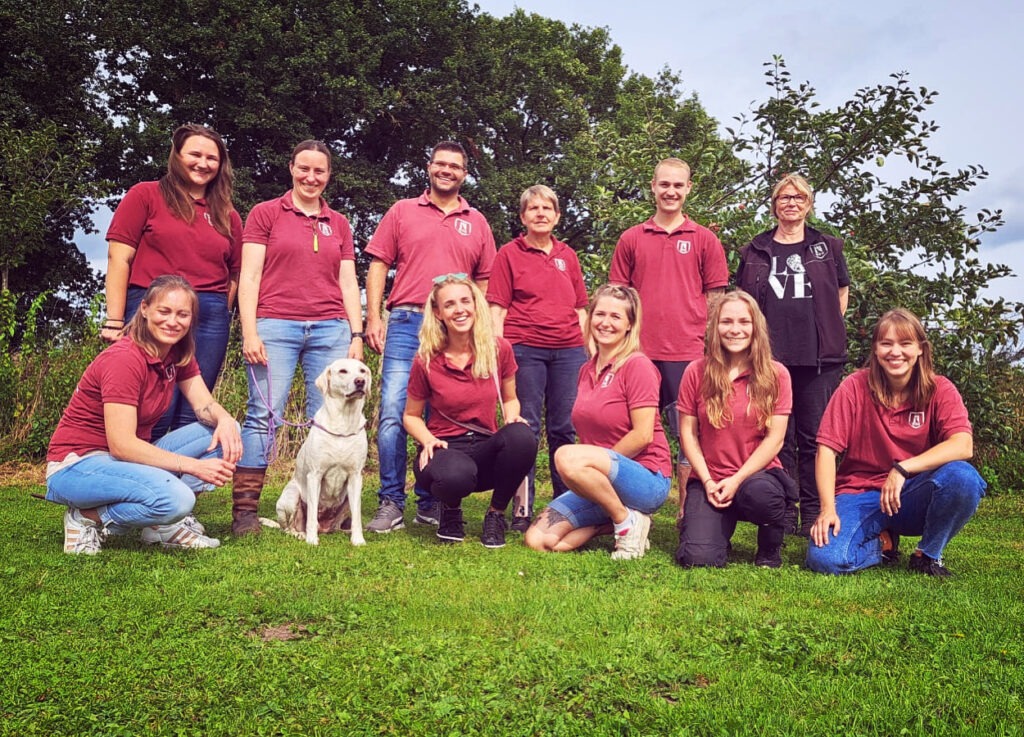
{"left": 354, "top": 377, "right": 365, "bottom": 389}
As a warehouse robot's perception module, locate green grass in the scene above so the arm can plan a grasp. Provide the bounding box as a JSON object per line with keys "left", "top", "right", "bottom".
{"left": 2, "top": 478, "right": 1022, "bottom": 736}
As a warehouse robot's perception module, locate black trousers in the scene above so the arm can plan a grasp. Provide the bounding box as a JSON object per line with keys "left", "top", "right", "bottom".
{"left": 675, "top": 468, "right": 796, "bottom": 568}
{"left": 412, "top": 423, "right": 537, "bottom": 511}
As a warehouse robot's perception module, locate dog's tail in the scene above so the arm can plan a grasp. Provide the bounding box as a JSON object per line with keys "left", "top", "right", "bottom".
{"left": 259, "top": 517, "right": 282, "bottom": 529}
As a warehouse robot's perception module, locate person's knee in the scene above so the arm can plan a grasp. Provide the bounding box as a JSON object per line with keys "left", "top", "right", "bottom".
{"left": 934, "top": 461, "right": 987, "bottom": 502}
{"left": 524, "top": 524, "right": 550, "bottom": 552}
{"left": 504, "top": 422, "right": 538, "bottom": 454}
{"left": 805, "top": 543, "right": 853, "bottom": 575}
{"left": 675, "top": 540, "right": 727, "bottom": 568}
{"left": 150, "top": 482, "right": 196, "bottom": 524}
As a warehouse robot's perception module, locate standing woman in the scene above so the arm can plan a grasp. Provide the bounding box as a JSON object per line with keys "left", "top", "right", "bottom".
{"left": 46, "top": 276, "right": 241, "bottom": 553}
{"left": 487, "top": 185, "right": 589, "bottom": 530}
{"left": 525, "top": 284, "right": 672, "bottom": 560}
{"left": 675, "top": 291, "right": 795, "bottom": 568}
{"left": 807, "top": 309, "right": 986, "bottom": 576}
{"left": 736, "top": 173, "right": 851, "bottom": 536}
{"left": 404, "top": 274, "right": 537, "bottom": 547}
{"left": 104, "top": 124, "right": 243, "bottom": 436}
{"left": 232, "top": 140, "right": 364, "bottom": 536}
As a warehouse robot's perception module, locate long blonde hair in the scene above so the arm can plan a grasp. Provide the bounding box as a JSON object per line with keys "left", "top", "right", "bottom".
{"left": 585, "top": 284, "right": 643, "bottom": 371}
{"left": 700, "top": 290, "right": 779, "bottom": 430}
{"left": 125, "top": 275, "right": 198, "bottom": 368}
{"left": 418, "top": 274, "right": 497, "bottom": 379}
{"left": 868, "top": 308, "right": 936, "bottom": 410}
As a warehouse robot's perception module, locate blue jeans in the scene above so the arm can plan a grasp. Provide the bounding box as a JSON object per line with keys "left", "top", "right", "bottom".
{"left": 512, "top": 343, "right": 586, "bottom": 509}
{"left": 806, "top": 461, "right": 986, "bottom": 574}
{"left": 46, "top": 422, "right": 225, "bottom": 529}
{"left": 377, "top": 309, "right": 433, "bottom": 511}
{"left": 241, "top": 318, "right": 350, "bottom": 468}
{"left": 546, "top": 449, "right": 670, "bottom": 528}
{"left": 127, "top": 287, "right": 231, "bottom": 438}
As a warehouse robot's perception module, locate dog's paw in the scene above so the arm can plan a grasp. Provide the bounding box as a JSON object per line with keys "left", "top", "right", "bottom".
{"left": 351, "top": 535, "right": 367, "bottom": 546}
{"left": 304, "top": 535, "right": 320, "bottom": 546}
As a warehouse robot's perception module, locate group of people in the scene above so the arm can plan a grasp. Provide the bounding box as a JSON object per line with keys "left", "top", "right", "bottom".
{"left": 43, "top": 125, "right": 986, "bottom": 576}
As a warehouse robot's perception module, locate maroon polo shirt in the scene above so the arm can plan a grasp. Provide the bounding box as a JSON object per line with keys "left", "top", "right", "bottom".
{"left": 366, "top": 192, "right": 496, "bottom": 309}
{"left": 487, "top": 236, "right": 588, "bottom": 348}
{"left": 407, "top": 338, "right": 518, "bottom": 438}
{"left": 817, "top": 370, "right": 973, "bottom": 495}
{"left": 572, "top": 353, "right": 672, "bottom": 476}
{"left": 677, "top": 359, "right": 793, "bottom": 480}
{"left": 47, "top": 337, "right": 201, "bottom": 462}
{"left": 609, "top": 217, "right": 729, "bottom": 361}
{"left": 106, "top": 181, "right": 243, "bottom": 293}
{"left": 243, "top": 190, "right": 355, "bottom": 321}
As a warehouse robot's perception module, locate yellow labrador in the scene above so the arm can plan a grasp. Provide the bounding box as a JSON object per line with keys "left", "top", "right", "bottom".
{"left": 261, "top": 359, "right": 370, "bottom": 545}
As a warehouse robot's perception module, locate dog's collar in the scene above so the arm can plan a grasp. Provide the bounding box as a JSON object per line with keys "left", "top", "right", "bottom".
{"left": 312, "top": 417, "right": 366, "bottom": 438}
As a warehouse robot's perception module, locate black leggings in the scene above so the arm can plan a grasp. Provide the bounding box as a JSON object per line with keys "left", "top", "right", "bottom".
{"left": 412, "top": 423, "right": 538, "bottom": 510}
{"left": 675, "top": 468, "right": 795, "bottom": 567}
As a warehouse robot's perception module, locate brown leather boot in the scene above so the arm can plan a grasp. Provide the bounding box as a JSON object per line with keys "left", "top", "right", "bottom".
{"left": 231, "top": 466, "right": 266, "bottom": 536}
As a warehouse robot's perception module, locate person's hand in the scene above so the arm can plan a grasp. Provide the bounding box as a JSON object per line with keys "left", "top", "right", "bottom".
{"left": 505, "top": 415, "right": 529, "bottom": 425}
{"left": 810, "top": 509, "right": 841, "bottom": 547}
{"left": 705, "top": 477, "right": 736, "bottom": 509}
{"left": 188, "top": 458, "right": 237, "bottom": 487}
{"left": 880, "top": 468, "right": 906, "bottom": 516}
{"left": 210, "top": 417, "right": 242, "bottom": 464}
{"left": 242, "top": 334, "right": 267, "bottom": 365}
{"left": 418, "top": 437, "right": 448, "bottom": 470}
{"left": 365, "top": 314, "right": 385, "bottom": 354}
{"left": 347, "top": 337, "right": 364, "bottom": 362}
{"left": 100, "top": 326, "right": 124, "bottom": 344}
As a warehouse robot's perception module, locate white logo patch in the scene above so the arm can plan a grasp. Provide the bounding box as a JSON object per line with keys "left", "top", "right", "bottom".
{"left": 600, "top": 371, "right": 615, "bottom": 388}
{"left": 908, "top": 412, "right": 925, "bottom": 429}
{"left": 318, "top": 222, "right": 333, "bottom": 236}
{"left": 454, "top": 218, "right": 472, "bottom": 236}
{"left": 676, "top": 240, "right": 691, "bottom": 255}
{"left": 553, "top": 258, "right": 567, "bottom": 271}
{"left": 810, "top": 242, "right": 829, "bottom": 260}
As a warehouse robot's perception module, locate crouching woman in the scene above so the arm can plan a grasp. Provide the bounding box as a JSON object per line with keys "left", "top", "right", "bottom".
{"left": 45, "top": 275, "right": 242, "bottom": 553}
{"left": 807, "top": 308, "right": 986, "bottom": 576}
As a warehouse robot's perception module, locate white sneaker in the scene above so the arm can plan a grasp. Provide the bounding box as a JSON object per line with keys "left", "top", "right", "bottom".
{"left": 179, "top": 514, "right": 206, "bottom": 535}
{"left": 142, "top": 519, "right": 221, "bottom": 549}
{"left": 64, "top": 508, "right": 102, "bottom": 555}
{"left": 611, "top": 511, "right": 651, "bottom": 561}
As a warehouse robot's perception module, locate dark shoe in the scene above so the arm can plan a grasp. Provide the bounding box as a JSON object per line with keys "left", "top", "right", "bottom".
{"left": 436, "top": 504, "right": 465, "bottom": 543}
{"left": 510, "top": 515, "right": 531, "bottom": 533}
{"left": 879, "top": 530, "right": 901, "bottom": 565}
{"left": 908, "top": 552, "right": 953, "bottom": 577}
{"left": 413, "top": 501, "right": 441, "bottom": 526}
{"left": 366, "top": 500, "right": 405, "bottom": 533}
{"left": 754, "top": 546, "right": 783, "bottom": 568}
{"left": 231, "top": 467, "right": 266, "bottom": 536}
{"left": 755, "top": 524, "right": 784, "bottom": 567}
{"left": 481, "top": 510, "right": 507, "bottom": 548}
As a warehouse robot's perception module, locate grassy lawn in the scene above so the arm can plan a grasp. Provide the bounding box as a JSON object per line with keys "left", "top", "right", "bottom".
{"left": 2, "top": 474, "right": 1022, "bottom": 736}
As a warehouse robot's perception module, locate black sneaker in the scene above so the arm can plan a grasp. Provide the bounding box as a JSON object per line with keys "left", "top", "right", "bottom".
{"left": 879, "top": 530, "right": 901, "bottom": 565}
{"left": 413, "top": 501, "right": 441, "bottom": 526}
{"left": 908, "top": 552, "right": 953, "bottom": 577}
{"left": 509, "top": 515, "right": 531, "bottom": 533}
{"left": 754, "top": 546, "right": 782, "bottom": 568}
{"left": 436, "top": 504, "right": 465, "bottom": 543}
{"left": 481, "top": 510, "right": 507, "bottom": 548}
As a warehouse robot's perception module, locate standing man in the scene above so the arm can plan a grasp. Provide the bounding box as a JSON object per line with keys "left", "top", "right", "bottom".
{"left": 609, "top": 157, "right": 730, "bottom": 504}
{"left": 364, "top": 141, "right": 497, "bottom": 533}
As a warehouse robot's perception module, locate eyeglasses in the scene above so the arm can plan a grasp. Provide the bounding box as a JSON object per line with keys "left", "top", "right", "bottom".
{"left": 430, "top": 161, "right": 466, "bottom": 173}
{"left": 432, "top": 272, "right": 468, "bottom": 284}
{"left": 776, "top": 194, "right": 808, "bottom": 205}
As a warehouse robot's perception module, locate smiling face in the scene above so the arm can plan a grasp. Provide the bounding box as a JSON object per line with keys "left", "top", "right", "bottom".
{"left": 176, "top": 134, "right": 221, "bottom": 197}
{"left": 427, "top": 149, "right": 468, "bottom": 197}
{"left": 590, "top": 295, "right": 633, "bottom": 350}
{"left": 717, "top": 298, "right": 754, "bottom": 357}
{"left": 520, "top": 195, "right": 560, "bottom": 238}
{"left": 434, "top": 283, "right": 476, "bottom": 336}
{"left": 650, "top": 162, "right": 692, "bottom": 218}
{"left": 874, "top": 325, "right": 924, "bottom": 386}
{"left": 290, "top": 149, "right": 331, "bottom": 204}
{"left": 140, "top": 288, "right": 194, "bottom": 356}
{"left": 773, "top": 183, "right": 812, "bottom": 225}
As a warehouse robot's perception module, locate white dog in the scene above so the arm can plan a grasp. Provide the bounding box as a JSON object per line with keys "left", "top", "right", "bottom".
{"left": 260, "top": 359, "right": 370, "bottom": 546}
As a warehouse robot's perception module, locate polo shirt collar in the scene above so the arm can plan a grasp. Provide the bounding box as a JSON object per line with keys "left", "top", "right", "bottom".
{"left": 126, "top": 337, "right": 179, "bottom": 375}
{"left": 514, "top": 235, "right": 560, "bottom": 253}
{"left": 642, "top": 216, "right": 694, "bottom": 236}
{"left": 417, "top": 190, "right": 470, "bottom": 215}
{"left": 282, "top": 189, "right": 326, "bottom": 218}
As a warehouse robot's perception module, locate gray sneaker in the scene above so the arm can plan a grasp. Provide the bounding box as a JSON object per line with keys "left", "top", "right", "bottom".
{"left": 413, "top": 501, "right": 441, "bottom": 526}
{"left": 366, "top": 500, "right": 405, "bottom": 533}
{"left": 611, "top": 511, "right": 652, "bottom": 560}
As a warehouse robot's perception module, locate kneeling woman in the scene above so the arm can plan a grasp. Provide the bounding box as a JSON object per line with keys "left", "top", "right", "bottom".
{"left": 675, "top": 291, "right": 795, "bottom": 568}
{"left": 525, "top": 284, "right": 671, "bottom": 560}
{"left": 403, "top": 274, "right": 537, "bottom": 548}
{"left": 808, "top": 308, "right": 986, "bottom": 576}
{"left": 45, "top": 276, "right": 242, "bottom": 553}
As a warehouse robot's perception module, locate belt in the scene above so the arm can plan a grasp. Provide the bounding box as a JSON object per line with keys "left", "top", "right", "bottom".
{"left": 391, "top": 303, "right": 425, "bottom": 313}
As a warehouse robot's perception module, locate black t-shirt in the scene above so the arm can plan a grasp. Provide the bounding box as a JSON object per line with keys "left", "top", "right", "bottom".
{"left": 763, "top": 238, "right": 819, "bottom": 366}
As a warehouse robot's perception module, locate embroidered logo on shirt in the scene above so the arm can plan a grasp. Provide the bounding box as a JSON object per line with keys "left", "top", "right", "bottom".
{"left": 318, "top": 222, "right": 333, "bottom": 236}
{"left": 908, "top": 412, "right": 925, "bottom": 429}
{"left": 810, "top": 241, "right": 829, "bottom": 260}
{"left": 454, "top": 218, "right": 472, "bottom": 236}
{"left": 676, "top": 240, "right": 691, "bottom": 255}
{"left": 600, "top": 371, "right": 616, "bottom": 388}
{"left": 204, "top": 212, "right": 213, "bottom": 227}
{"left": 553, "top": 258, "right": 566, "bottom": 271}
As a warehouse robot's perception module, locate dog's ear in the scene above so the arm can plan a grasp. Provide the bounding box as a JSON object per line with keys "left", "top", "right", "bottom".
{"left": 316, "top": 366, "right": 331, "bottom": 396}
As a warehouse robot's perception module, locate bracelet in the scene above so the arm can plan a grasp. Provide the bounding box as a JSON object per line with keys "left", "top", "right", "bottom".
{"left": 102, "top": 323, "right": 124, "bottom": 330}
{"left": 351, "top": 332, "right": 365, "bottom": 340}
{"left": 892, "top": 461, "right": 911, "bottom": 479}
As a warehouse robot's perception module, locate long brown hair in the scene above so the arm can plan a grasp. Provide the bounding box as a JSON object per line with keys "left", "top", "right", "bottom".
{"left": 867, "top": 308, "right": 936, "bottom": 410}
{"left": 585, "top": 284, "right": 643, "bottom": 372}
{"left": 159, "top": 123, "right": 236, "bottom": 238}
{"left": 700, "top": 291, "right": 779, "bottom": 430}
{"left": 125, "top": 275, "right": 199, "bottom": 367}
{"left": 418, "top": 274, "right": 496, "bottom": 379}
